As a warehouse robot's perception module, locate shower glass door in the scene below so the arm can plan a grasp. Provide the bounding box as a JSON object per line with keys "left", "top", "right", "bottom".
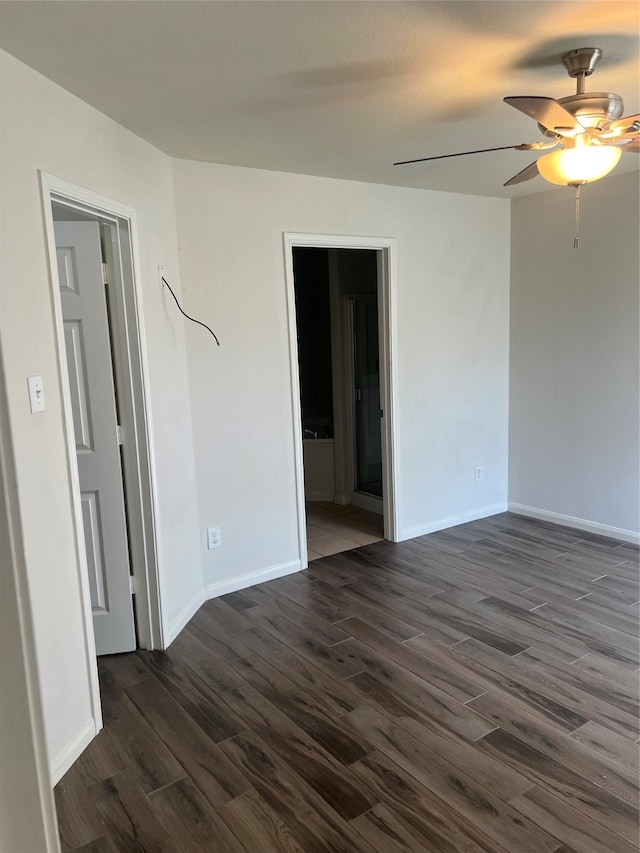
{"left": 351, "top": 295, "right": 382, "bottom": 498}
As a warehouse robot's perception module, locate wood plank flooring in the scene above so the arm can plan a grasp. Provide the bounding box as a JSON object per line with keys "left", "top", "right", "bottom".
{"left": 55, "top": 513, "right": 639, "bottom": 852}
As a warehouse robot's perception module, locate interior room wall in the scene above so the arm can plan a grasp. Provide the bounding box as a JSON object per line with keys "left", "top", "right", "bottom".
{"left": 509, "top": 172, "right": 640, "bottom": 540}
{"left": 0, "top": 51, "right": 203, "bottom": 780}
{"left": 172, "top": 158, "right": 511, "bottom": 595}
{"left": 0, "top": 345, "right": 60, "bottom": 853}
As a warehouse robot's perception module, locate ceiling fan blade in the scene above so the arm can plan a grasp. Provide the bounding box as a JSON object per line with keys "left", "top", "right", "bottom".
{"left": 608, "top": 131, "right": 640, "bottom": 150}
{"left": 619, "top": 138, "right": 640, "bottom": 154}
{"left": 514, "top": 141, "right": 560, "bottom": 151}
{"left": 394, "top": 144, "right": 525, "bottom": 166}
{"left": 504, "top": 96, "right": 583, "bottom": 135}
{"left": 503, "top": 160, "right": 539, "bottom": 187}
{"left": 600, "top": 113, "right": 640, "bottom": 138}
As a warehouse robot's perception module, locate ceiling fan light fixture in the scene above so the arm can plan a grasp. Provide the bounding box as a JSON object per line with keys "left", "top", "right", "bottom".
{"left": 537, "top": 143, "right": 621, "bottom": 186}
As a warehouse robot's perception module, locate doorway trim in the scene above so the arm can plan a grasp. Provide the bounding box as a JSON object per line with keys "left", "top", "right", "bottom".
{"left": 283, "top": 233, "right": 399, "bottom": 568}
{"left": 39, "top": 173, "right": 163, "bottom": 737}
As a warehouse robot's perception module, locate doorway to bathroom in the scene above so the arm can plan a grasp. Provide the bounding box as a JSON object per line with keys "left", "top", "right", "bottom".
{"left": 284, "top": 233, "right": 398, "bottom": 568}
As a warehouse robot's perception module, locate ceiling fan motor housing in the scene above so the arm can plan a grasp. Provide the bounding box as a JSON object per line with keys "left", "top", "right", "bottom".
{"left": 559, "top": 92, "right": 623, "bottom": 126}
{"left": 538, "top": 92, "right": 624, "bottom": 137}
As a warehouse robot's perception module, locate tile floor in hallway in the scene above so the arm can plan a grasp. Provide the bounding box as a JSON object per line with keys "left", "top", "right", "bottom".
{"left": 306, "top": 501, "right": 384, "bottom": 561}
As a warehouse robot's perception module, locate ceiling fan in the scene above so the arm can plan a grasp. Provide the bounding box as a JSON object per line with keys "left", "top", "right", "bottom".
{"left": 394, "top": 47, "right": 639, "bottom": 189}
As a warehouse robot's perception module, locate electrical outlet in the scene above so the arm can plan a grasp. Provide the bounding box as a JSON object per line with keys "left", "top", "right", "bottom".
{"left": 158, "top": 264, "right": 165, "bottom": 289}
{"left": 207, "top": 527, "right": 221, "bottom": 549}
{"left": 474, "top": 466, "right": 483, "bottom": 483}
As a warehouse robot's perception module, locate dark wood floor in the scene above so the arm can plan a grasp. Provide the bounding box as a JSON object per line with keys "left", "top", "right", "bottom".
{"left": 55, "top": 513, "right": 639, "bottom": 853}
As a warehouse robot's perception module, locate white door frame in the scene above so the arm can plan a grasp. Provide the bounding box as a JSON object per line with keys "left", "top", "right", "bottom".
{"left": 39, "top": 173, "right": 163, "bottom": 713}
{"left": 283, "top": 233, "right": 399, "bottom": 568}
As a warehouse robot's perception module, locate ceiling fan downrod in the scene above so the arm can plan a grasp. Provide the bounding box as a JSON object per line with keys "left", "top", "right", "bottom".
{"left": 562, "top": 47, "right": 602, "bottom": 96}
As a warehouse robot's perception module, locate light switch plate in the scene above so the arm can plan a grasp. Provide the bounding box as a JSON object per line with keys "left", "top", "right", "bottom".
{"left": 27, "top": 375, "right": 45, "bottom": 413}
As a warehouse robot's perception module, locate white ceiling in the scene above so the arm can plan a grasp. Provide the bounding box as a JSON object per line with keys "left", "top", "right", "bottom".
{"left": 0, "top": 0, "right": 638, "bottom": 198}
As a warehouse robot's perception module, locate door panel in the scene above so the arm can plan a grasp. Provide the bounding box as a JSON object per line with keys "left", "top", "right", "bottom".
{"left": 80, "top": 491, "right": 107, "bottom": 612}
{"left": 55, "top": 220, "right": 136, "bottom": 655}
{"left": 63, "top": 321, "right": 94, "bottom": 452}
{"left": 56, "top": 245, "right": 79, "bottom": 294}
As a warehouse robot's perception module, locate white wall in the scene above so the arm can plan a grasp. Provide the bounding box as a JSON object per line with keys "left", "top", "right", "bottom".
{"left": 0, "top": 346, "right": 60, "bottom": 852}
{"left": 0, "top": 52, "right": 203, "bottom": 779}
{"left": 172, "top": 159, "right": 511, "bottom": 594}
{"left": 509, "top": 172, "right": 640, "bottom": 540}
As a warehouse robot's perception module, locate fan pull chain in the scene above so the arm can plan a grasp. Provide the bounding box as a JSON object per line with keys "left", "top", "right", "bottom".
{"left": 574, "top": 184, "right": 581, "bottom": 249}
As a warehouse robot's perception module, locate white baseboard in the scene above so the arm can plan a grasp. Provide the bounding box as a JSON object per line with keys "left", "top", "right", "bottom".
{"left": 164, "top": 587, "right": 205, "bottom": 648}
{"left": 351, "top": 492, "right": 384, "bottom": 515}
{"left": 205, "top": 559, "right": 302, "bottom": 600}
{"left": 50, "top": 718, "right": 97, "bottom": 786}
{"left": 399, "top": 503, "right": 508, "bottom": 542}
{"left": 305, "top": 490, "right": 335, "bottom": 502}
{"left": 508, "top": 503, "right": 640, "bottom": 545}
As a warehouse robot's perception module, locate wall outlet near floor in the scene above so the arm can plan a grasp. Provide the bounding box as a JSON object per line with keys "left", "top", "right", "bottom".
{"left": 474, "top": 466, "right": 483, "bottom": 483}
{"left": 207, "top": 527, "right": 221, "bottom": 549}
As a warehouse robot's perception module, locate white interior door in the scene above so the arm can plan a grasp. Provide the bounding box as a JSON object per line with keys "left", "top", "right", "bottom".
{"left": 55, "top": 219, "right": 136, "bottom": 655}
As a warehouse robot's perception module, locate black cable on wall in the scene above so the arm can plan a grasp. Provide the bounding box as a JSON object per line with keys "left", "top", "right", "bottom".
{"left": 162, "top": 276, "right": 220, "bottom": 346}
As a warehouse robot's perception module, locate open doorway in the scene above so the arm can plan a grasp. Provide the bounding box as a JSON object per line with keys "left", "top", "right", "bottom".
{"left": 41, "top": 175, "right": 162, "bottom": 674}
{"left": 284, "top": 233, "right": 398, "bottom": 569}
